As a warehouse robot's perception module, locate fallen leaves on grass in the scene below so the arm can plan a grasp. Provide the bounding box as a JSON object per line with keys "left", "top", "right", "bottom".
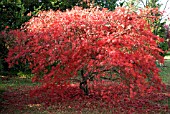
{"left": 1, "top": 82, "right": 170, "bottom": 113}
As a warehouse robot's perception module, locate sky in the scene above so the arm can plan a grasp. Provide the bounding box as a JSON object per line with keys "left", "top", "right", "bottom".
{"left": 159, "top": 0, "right": 170, "bottom": 24}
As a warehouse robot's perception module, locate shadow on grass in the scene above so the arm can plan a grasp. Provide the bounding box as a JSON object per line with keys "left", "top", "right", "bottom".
{"left": 0, "top": 75, "right": 39, "bottom": 112}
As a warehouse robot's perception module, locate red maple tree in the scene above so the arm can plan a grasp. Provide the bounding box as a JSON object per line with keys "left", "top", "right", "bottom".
{"left": 3, "top": 6, "right": 165, "bottom": 98}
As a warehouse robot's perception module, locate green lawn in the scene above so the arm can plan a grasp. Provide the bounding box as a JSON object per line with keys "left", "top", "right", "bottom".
{"left": 0, "top": 71, "right": 37, "bottom": 92}
{"left": 160, "top": 59, "right": 170, "bottom": 84}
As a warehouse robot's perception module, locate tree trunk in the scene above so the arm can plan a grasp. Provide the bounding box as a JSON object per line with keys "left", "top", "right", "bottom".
{"left": 79, "top": 69, "right": 89, "bottom": 95}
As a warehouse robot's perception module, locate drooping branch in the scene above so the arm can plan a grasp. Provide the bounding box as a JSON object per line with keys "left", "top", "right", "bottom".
{"left": 100, "top": 76, "right": 120, "bottom": 81}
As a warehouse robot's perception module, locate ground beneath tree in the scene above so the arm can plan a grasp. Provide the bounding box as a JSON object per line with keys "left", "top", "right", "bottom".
{"left": 0, "top": 82, "right": 169, "bottom": 114}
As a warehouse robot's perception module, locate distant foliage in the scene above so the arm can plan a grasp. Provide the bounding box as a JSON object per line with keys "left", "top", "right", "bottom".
{"left": 3, "top": 6, "right": 165, "bottom": 98}
{"left": 94, "top": 0, "right": 119, "bottom": 10}
{"left": 123, "top": 0, "right": 169, "bottom": 55}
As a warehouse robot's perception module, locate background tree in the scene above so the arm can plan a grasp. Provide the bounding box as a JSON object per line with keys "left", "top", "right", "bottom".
{"left": 123, "top": 0, "right": 169, "bottom": 55}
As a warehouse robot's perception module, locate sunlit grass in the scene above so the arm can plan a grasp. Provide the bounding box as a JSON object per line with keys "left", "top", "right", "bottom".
{"left": 0, "top": 72, "right": 38, "bottom": 97}
{"left": 160, "top": 57, "right": 170, "bottom": 84}
{"left": 0, "top": 76, "right": 37, "bottom": 90}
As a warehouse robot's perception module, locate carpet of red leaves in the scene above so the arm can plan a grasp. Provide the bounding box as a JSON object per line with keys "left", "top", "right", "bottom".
{"left": 1, "top": 82, "right": 170, "bottom": 113}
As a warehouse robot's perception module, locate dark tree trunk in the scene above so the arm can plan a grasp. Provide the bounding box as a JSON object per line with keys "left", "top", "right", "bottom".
{"left": 79, "top": 69, "right": 89, "bottom": 95}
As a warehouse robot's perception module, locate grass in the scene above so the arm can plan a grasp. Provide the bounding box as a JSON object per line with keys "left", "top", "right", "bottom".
{"left": 156, "top": 51, "right": 170, "bottom": 84}
{"left": 159, "top": 59, "right": 170, "bottom": 84}
{"left": 0, "top": 71, "right": 37, "bottom": 91}
{"left": 0, "top": 77, "right": 37, "bottom": 90}
{"left": 0, "top": 72, "right": 38, "bottom": 111}
{"left": 165, "top": 51, "right": 170, "bottom": 56}
{"left": 0, "top": 55, "right": 170, "bottom": 113}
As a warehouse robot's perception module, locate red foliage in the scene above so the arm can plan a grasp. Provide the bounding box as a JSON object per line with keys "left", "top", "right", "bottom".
{"left": 3, "top": 7, "right": 166, "bottom": 97}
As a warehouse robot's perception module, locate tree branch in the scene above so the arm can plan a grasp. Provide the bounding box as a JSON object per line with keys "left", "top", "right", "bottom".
{"left": 100, "top": 76, "right": 120, "bottom": 81}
